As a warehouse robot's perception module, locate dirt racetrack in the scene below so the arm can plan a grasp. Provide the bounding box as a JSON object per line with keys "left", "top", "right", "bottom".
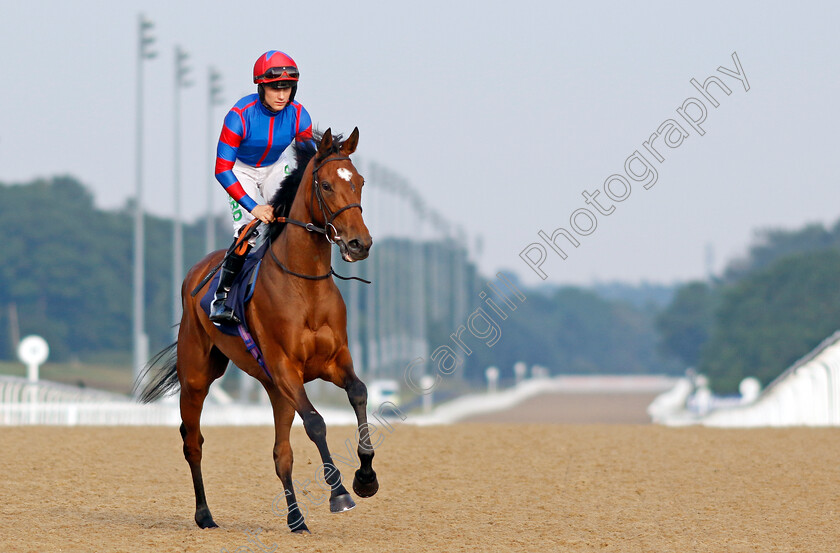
{"left": 462, "top": 392, "right": 661, "bottom": 424}
{"left": 2, "top": 422, "right": 840, "bottom": 553}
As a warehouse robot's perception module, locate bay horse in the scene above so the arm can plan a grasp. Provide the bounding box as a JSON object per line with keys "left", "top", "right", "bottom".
{"left": 137, "top": 128, "right": 378, "bottom": 533}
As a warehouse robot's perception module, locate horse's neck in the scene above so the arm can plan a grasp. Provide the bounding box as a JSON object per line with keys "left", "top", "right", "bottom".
{"left": 271, "top": 183, "right": 333, "bottom": 280}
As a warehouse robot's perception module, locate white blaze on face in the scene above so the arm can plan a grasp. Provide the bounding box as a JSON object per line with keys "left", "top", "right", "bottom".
{"left": 337, "top": 168, "right": 353, "bottom": 182}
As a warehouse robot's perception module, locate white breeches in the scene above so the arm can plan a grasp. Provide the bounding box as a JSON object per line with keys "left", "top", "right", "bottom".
{"left": 227, "top": 144, "right": 297, "bottom": 241}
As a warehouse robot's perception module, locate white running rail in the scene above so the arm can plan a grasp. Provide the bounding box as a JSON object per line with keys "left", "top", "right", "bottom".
{"left": 0, "top": 376, "right": 357, "bottom": 427}
{"left": 650, "top": 330, "right": 840, "bottom": 427}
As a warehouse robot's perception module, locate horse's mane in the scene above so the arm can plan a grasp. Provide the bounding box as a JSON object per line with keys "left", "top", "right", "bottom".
{"left": 266, "top": 130, "right": 344, "bottom": 242}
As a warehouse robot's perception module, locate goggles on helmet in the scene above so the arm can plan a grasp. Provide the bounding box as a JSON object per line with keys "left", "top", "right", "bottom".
{"left": 256, "top": 66, "right": 300, "bottom": 82}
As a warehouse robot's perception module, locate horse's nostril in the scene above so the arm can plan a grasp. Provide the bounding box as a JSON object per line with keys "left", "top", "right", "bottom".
{"left": 348, "top": 239, "right": 362, "bottom": 252}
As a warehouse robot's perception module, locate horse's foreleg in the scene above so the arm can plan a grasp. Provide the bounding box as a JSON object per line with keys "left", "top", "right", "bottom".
{"left": 346, "top": 377, "right": 379, "bottom": 498}
{"left": 267, "top": 390, "right": 310, "bottom": 533}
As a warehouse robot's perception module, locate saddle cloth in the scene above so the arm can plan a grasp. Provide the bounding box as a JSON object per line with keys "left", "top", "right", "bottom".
{"left": 199, "top": 241, "right": 269, "bottom": 336}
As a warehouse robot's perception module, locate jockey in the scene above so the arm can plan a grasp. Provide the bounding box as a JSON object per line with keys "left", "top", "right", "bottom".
{"left": 210, "top": 50, "right": 314, "bottom": 324}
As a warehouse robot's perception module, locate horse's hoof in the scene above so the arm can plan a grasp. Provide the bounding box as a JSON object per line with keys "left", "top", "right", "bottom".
{"left": 291, "top": 524, "right": 311, "bottom": 534}
{"left": 329, "top": 493, "right": 356, "bottom": 513}
{"left": 353, "top": 469, "right": 379, "bottom": 498}
{"left": 195, "top": 510, "right": 218, "bottom": 529}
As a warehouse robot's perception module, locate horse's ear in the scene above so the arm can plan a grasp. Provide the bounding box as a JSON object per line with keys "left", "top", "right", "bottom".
{"left": 340, "top": 127, "right": 359, "bottom": 156}
{"left": 317, "top": 128, "right": 333, "bottom": 159}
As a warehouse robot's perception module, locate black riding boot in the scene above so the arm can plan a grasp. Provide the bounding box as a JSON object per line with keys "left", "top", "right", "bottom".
{"left": 209, "top": 249, "right": 248, "bottom": 324}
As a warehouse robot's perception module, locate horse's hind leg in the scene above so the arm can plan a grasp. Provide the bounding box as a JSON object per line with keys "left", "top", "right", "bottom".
{"left": 179, "top": 342, "right": 227, "bottom": 529}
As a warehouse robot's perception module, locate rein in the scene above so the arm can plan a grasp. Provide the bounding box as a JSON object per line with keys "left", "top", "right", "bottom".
{"left": 190, "top": 221, "right": 261, "bottom": 297}
{"left": 267, "top": 153, "right": 370, "bottom": 284}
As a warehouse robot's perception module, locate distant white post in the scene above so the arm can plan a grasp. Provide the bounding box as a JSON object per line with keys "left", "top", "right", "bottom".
{"left": 18, "top": 335, "right": 49, "bottom": 383}
{"left": 513, "top": 361, "right": 527, "bottom": 385}
{"left": 738, "top": 377, "right": 761, "bottom": 404}
{"left": 420, "top": 375, "right": 435, "bottom": 413}
{"left": 486, "top": 366, "right": 499, "bottom": 394}
{"left": 693, "top": 375, "right": 712, "bottom": 415}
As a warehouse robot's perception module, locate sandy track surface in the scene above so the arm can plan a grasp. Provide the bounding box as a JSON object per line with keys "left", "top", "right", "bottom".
{"left": 1, "top": 424, "right": 839, "bottom": 552}
{"left": 462, "top": 392, "right": 661, "bottom": 424}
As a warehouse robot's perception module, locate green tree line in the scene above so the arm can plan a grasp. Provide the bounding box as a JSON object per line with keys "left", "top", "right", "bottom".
{"left": 458, "top": 285, "right": 680, "bottom": 382}
{"left": 0, "top": 176, "right": 230, "bottom": 362}
{"left": 0, "top": 176, "right": 681, "bottom": 381}
{"left": 657, "top": 222, "right": 840, "bottom": 393}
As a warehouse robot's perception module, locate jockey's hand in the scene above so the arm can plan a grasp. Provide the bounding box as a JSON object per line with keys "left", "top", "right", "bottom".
{"left": 251, "top": 204, "right": 275, "bottom": 224}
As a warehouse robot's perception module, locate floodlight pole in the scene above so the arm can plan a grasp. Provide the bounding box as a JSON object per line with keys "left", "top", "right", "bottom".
{"left": 206, "top": 68, "right": 224, "bottom": 253}
{"left": 133, "top": 14, "right": 156, "bottom": 387}
{"left": 172, "top": 46, "right": 192, "bottom": 340}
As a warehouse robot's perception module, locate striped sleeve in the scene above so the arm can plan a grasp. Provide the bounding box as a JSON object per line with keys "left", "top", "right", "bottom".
{"left": 215, "top": 108, "right": 258, "bottom": 212}
{"left": 295, "top": 104, "right": 314, "bottom": 144}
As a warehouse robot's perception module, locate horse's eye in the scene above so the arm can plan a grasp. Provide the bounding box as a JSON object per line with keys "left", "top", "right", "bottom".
{"left": 321, "top": 181, "right": 331, "bottom": 191}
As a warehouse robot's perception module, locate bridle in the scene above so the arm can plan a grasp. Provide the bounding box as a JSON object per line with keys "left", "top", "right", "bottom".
{"left": 309, "top": 155, "right": 362, "bottom": 245}
{"left": 267, "top": 153, "right": 370, "bottom": 282}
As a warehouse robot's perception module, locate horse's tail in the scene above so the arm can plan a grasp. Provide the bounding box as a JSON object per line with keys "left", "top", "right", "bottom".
{"left": 134, "top": 342, "right": 180, "bottom": 404}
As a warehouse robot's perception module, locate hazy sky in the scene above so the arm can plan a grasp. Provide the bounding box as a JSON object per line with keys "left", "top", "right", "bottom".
{"left": 2, "top": 1, "right": 838, "bottom": 287}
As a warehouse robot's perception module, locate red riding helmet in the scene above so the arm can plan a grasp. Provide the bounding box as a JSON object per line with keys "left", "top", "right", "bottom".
{"left": 253, "top": 50, "right": 300, "bottom": 85}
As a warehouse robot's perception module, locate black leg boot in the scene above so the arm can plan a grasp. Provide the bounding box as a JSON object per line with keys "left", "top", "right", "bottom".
{"left": 209, "top": 251, "right": 247, "bottom": 324}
